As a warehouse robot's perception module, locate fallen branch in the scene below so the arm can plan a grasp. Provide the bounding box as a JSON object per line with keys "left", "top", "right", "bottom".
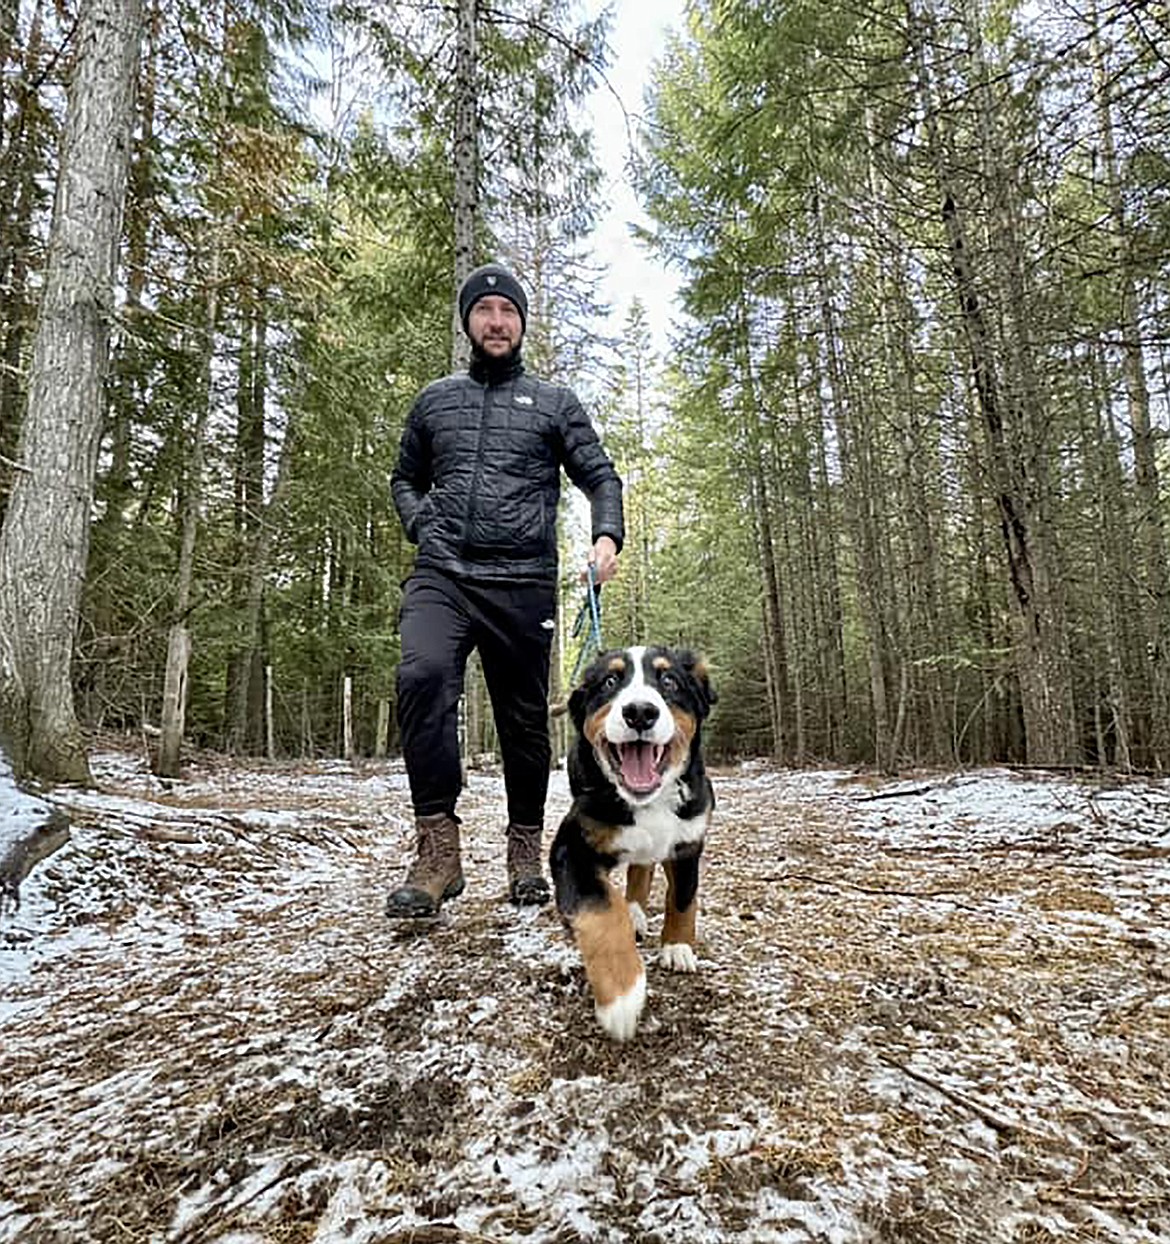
{"left": 766, "top": 872, "right": 985, "bottom": 912}
{"left": 171, "top": 1154, "right": 314, "bottom": 1243}
{"left": 856, "top": 782, "right": 939, "bottom": 802}
{"left": 891, "top": 1062, "right": 1042, "bottom": 1140}
{"left": 1005, "top": 762, "right": 1166, "bottom": 780}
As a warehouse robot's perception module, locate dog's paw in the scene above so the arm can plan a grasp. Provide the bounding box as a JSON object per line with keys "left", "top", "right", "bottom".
{"left": 660, "top": 942, "right": 698, "bottom": 973}
{"left": 595, "top": 970, "right": 647, "bottom": 1041}
{"left": 629, "top": 901, "right": 649, "bottom": 941}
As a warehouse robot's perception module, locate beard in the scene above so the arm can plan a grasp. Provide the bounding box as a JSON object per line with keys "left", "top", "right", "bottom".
{"left": 469, "top": 331, "right": 523, "bottom": 375}
{"left": 471, "top": 328, "right": 520, "bottom": 354}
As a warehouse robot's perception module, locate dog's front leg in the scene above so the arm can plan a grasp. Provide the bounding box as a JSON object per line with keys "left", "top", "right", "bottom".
{"left": 573, "top": 897, "right": 646, "bottom": 1039}
{"left": 551, "top": 823, "right": 646, "bottom": 1040}
{"left": 625, "top": 863, "right": 654, "bottom": 940}
{"left": 660, "top": 852, "right": 700, "bottom": 973}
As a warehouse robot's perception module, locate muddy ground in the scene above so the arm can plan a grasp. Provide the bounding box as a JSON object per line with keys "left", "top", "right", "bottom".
{"left": 1, "top": 743, "right": 1168, "bottom": 1243}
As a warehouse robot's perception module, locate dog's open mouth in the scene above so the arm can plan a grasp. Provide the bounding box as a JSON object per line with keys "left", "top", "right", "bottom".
{"left": 609, "top": 741, "right": 668, "bottom": 794}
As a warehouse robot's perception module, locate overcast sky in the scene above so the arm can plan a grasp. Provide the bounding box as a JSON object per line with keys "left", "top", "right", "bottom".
{"left": 587, "top": 1, "right": 687, "bottom": 354}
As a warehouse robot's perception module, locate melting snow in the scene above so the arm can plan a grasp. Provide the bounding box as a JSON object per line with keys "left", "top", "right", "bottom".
{"left": 1, "top": 746, "right": 1168, "bottom": 1241}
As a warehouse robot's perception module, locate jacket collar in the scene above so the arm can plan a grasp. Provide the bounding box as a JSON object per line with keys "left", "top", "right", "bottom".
{"left": 469, "top": 346, "right": 525, "bottom": 386}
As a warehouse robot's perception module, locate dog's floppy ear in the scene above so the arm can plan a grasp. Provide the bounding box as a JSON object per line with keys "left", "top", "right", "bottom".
{"left": 569, "top": 649, "right": 618, "bottom": 729}
{"left": 568, "top": 682, "right": 588, "bottom": 730}
{"left": 677, "top": 649, "right": 716, "bottom": 717}
{"left": 566, "top": 676, "right": 594, "bottom": 731}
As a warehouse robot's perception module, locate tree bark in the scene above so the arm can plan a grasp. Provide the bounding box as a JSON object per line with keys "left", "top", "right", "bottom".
{"left": 0, "top": 0, "right": 47, "bottom": 519}
{"left": 0, "top": 0, "right": 143, "bottom": 781}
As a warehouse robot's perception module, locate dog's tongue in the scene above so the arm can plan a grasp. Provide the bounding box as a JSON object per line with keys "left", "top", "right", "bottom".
{"left": 619, "top": 742, "right": 661, "bottom": 792}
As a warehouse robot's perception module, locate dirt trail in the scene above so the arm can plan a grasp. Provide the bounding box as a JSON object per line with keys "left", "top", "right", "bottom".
{"left": 1, "top": 747, "right": 1168, "bottom": 1243}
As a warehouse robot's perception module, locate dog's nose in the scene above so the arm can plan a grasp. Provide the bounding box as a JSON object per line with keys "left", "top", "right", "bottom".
{"left": 622, "top": 700, "right": 660, "bottom": 733}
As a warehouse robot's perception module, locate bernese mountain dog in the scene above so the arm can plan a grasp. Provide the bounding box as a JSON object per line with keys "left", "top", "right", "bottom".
{"left": 550, "top": 645, "right": 716, "bottom": 1041}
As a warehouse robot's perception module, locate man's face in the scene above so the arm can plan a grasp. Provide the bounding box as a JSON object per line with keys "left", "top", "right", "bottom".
{"left": 468, "top": 295, "right": 523, "bottom": 357}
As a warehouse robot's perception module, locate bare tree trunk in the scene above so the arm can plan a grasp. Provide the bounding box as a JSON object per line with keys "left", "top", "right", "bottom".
{"left": 343, "top": 675, "right": 354, "bottom": 761}
{"left": 913, "top": 2, "right": 1077, "bottom": 765}
{"left": 450, "top": 0, "right": 486, "bottom": 761}
{"left": 733, "top": 295, "right": 788, "bottom": 761}
{"left": 783, "top": 304, "right": 841, "bottom": 761}
{"left": 812, "top": 184, "right": 893, "bottom": 770}
{"left": 1087, "top": 341, "right": 1134, "bottom": 769}
{"left": 226, "top": 295, "right": 279, "bottom": 754}
{"left": 450, "top": 0, "right": 477, "bottom": 371}
{"left": 1090, "top": 8, "right": 1170, "bottom": 768}
{"left": 226, "top": 406, "right": 299, "bottom": 755}
{"left": 156, "top": 244, "right": 218, "bottom": 777}
{"left": 0, "top": 0, "right": 143, "bottom": 781}
{"left": 804, "top": 347, "right": 853, "bottom": 760}
{"left": 88, "top": 0, "right": 159, "bottom": 717}
{"left": 864, "top": 103, "right": 950, "bottom": 764}
{"left": 631, "top": 312, "right": 656, "bottom": 642}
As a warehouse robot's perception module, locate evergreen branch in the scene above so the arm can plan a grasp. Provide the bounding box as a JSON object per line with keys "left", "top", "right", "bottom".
{"left": 477, "top": 5, "right": 640, "bottom": 160}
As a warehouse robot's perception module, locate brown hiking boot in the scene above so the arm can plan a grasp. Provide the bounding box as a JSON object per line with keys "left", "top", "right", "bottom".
{"left": 386, "top": 812, "right": 465, "bottom": 919}
{"left": 507, "top": 822, "right": 551, "bottom": 906}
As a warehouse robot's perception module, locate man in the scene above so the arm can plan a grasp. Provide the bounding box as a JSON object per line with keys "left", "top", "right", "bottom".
{"left": 387, "top": 262, "right": 623, "bottom": 919}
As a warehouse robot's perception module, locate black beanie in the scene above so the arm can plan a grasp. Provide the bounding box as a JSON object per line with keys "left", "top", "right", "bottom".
{"left": 458, "top": 263, "right": 528, "bottom": 334}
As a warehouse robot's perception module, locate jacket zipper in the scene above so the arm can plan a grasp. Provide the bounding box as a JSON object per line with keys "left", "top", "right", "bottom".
{"left": 460, "top": 379, "right": 493, "bottom": 555}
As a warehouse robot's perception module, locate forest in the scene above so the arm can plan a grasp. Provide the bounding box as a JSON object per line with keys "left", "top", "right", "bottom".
{"left": 1, "top": 0, "right": 1168, "bottom": 781}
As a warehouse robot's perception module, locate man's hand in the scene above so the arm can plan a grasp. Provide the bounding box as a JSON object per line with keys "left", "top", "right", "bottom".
{"left": 584, "top": 535, "right": 619, "bottom": 585}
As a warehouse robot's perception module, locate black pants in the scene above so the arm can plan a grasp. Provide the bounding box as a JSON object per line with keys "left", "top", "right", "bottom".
{"left": 396, "top": 569, "right": 556, "bottom": 825}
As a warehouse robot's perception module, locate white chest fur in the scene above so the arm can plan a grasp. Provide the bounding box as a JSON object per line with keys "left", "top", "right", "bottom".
{"left": 611, "top": 782, "right": 705, "bottom": 864}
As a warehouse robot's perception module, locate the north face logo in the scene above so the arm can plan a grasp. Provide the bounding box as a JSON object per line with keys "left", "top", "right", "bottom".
{"left": 487, "top": 275, "right": 498, "bottom": 286}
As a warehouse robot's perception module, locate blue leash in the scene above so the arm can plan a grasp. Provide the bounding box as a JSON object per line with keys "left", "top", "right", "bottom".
{"left": 569, "top": 562, "right": 604, "bottom": 684}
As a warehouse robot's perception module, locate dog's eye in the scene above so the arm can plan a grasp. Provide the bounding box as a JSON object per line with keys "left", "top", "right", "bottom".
{"left": 659, "top": 671, "right": 679, "bottom": 692}
{"left": 601, "top": 671, "right": 622, "bottom": 692}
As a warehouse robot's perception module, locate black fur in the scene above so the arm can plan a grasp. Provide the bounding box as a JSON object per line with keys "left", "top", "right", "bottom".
{"left": 550, "top": 646, "right": 716, "bottom": 921}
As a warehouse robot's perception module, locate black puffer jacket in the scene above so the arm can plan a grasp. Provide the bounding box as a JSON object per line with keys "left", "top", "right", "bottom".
{"left": 392, "top": 356, "right": 624, "bottom": 583}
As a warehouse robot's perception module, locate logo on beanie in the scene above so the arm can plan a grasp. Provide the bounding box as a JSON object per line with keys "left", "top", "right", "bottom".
{"left": 487, "top": 275, "right": 497, "bottom": 286}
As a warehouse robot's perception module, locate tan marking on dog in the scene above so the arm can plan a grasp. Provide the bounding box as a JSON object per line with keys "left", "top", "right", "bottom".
{"left": 652, "top": 655, "right": 672, "bottom": 670}
{"left": 662, "top": 858, "right": 698, "bottom": 949}
{"left": 625, "top": 862, "right": 654, "bottom": 912}
{"left": 575, "top": 811, "right": 622, "bottom": 856}
{"left": 583, "top": 703, "right": 612, "bottom": 748}
{"left": 669, "top": 706, "right": 697, "bottom": 743}
{"left": 572, "top": 900, "right": 644, "bottom": 1009}
{"left": 664, "top": 712, "right": 697, "bottom": 772}
{"left": 608, "top": 655, "right": 627, "bottom": 672}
